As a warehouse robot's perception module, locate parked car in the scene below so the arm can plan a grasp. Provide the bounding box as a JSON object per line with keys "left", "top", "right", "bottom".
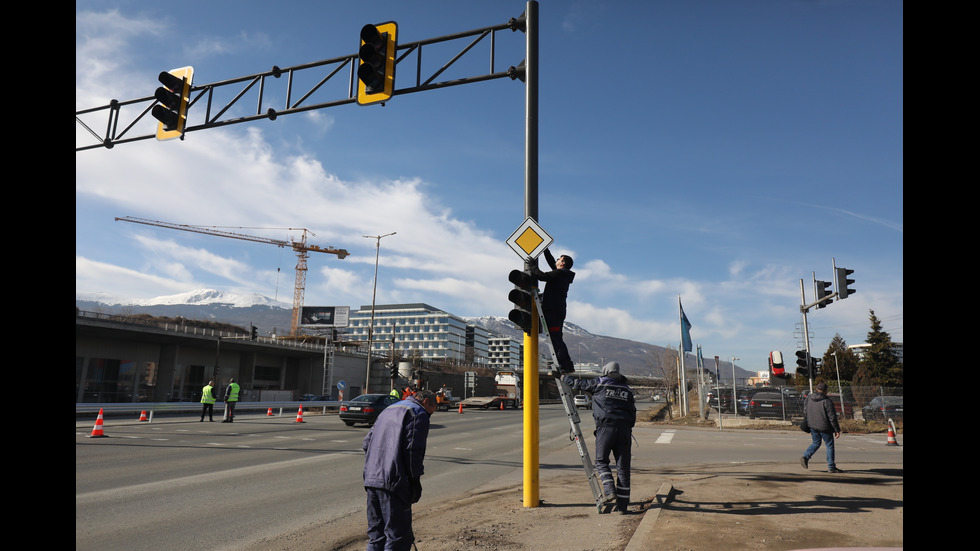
{"left": 862, "top": 396, "right": 903, "bottom": 422}
{"left": 736, "top": 387, "right": 764, "bottom": 414}
{"left": 747, "top": 391, "right": 803, "bottom": 419}
{"left": 574, "top": 394, "right": 592, "bottom": 409}
{"left": 339, "top": 393, "right": 400, "bottom": 427}
{"left": 705, "top": 389, "right": 734, "bottom": 413}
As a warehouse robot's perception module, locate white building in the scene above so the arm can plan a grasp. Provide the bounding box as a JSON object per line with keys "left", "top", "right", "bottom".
{"left": 488, "top": 335, "right": 522, "bottom": 371}
{"left": 349, "top": 303, "right": 490, "bottom": 364}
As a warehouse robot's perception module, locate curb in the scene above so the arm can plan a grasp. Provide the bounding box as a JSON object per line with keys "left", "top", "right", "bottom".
{"left": 624, "top": 481, "right": 675, "bottom": 551}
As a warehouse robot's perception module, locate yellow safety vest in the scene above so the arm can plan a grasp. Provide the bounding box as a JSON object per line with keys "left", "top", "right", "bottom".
{"left": 227, "top": 382, "right": 240, "bottom": 402}
{"left": 201, "top": 385, "right": 216, "bottom": 404}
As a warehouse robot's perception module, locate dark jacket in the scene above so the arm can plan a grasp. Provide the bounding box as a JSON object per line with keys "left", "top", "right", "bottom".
{"left": 531, "top": 249, "right": 575, "bottom": 319}
{"left": 566, "top": 373, "right": 636, "bottom": 428}
{"left": 805, "top": 391, "right": 840, "bottom": 433}
{"left": 362, "top": 396, "right": 431, "bottom": 502}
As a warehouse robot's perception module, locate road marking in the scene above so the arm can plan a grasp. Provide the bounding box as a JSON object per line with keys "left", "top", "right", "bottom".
{"left": 655, "top": 430, "right": 675, "bottom": 444}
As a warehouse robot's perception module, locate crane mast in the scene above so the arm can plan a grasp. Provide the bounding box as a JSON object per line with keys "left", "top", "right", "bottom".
{"left": 115, "top": 216, "right": 349, "bottom": 336}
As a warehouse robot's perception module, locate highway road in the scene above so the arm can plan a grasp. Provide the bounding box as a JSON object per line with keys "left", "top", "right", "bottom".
{"left": 76, "top": 404, "right": 901, "bottom": 551}
{"left": 76, "top": 404, "right": 583, "bottom": 551}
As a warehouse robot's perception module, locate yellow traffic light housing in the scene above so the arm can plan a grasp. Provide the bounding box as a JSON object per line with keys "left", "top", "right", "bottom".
{"left": 357, "top": 22, "right": 397, "bottom": 106}
{"left": 152, "top": 66, "right": 194, "bottom": 141}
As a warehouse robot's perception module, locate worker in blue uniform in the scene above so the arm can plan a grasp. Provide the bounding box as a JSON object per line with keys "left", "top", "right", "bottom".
{"left": 362, "top": 390, "right": 437, "bottom": 550}
{"left": 564, "top": 362, "right": 636, "bottom": 514}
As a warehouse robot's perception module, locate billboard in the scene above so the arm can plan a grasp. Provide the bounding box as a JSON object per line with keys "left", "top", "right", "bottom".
{"left": 299, "top": 306, "right": 350, "bottom": 327}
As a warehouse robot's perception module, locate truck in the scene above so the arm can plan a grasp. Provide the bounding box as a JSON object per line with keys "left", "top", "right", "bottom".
{"left": 459, "top": 371, "right": 522, "bottom": 409}
{"left": 434, "top": 386, "right": 461, "bottom": 411}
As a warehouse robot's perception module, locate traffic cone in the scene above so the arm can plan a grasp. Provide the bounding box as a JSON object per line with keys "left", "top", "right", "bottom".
{"left": 295, "top": 405, "right": 305, "bottom": 423}
{"left": 458, "top": 403, "right": 464, "bottom": 414}
{"left": 88, "top": 408, "right": 108, "bottom": 438}
{"left": 138, "top": 410, "right": 148, "bottom": 422}
{"left": 500, "top": 400, "right": 504, "bottom": 410}
{"left": 267, "top": 407, "right": 274, "bottom": 416}
{"left": 886, "top": 421, "right": 899, "bottom": 446}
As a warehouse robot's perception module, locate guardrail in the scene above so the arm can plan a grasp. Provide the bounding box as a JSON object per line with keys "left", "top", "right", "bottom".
{"left": 76, "top": 401, "right": 341, "bottom": 416}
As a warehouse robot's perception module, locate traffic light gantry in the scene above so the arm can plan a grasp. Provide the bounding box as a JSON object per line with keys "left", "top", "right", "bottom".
{"left": 356, "top": 22, "right": 398, "bottom": 106}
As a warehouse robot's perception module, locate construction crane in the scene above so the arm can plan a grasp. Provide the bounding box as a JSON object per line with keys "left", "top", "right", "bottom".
{"left": 115, "top": 216, "right": 349, "bottom": 336}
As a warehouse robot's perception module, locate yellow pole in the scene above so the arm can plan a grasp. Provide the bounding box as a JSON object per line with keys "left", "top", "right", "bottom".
{"left": 523, "top": 310, "right": 540, "bottom": 507}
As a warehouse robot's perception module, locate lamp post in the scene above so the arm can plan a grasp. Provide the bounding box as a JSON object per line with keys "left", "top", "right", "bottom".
{"left": 831, "top": 351, "right": 842, "bottom": 393}
{"left": 363, "top": 232, "right": 396, "bottom": 394}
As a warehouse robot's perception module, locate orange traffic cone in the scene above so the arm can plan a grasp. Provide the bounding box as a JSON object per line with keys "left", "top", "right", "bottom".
{"left": 88, "top": 408, "right": 108, "bottom": 438}
{"left": 267, "top": 408, "right": 274, "bottom": 416}
{"left": 458, "top": 403, "right": 464, "bottom": 414}
{"left": 500, "top": 400, "right": 504, "bottom": 410}
{"left": 886, "top": 422, "right": 899, "bottom": 446}
{"left": 295, "top": 405, "right": 305, "bottom": 423}
{"left": 138, "top": 410, "right": 149, "bottom": 422}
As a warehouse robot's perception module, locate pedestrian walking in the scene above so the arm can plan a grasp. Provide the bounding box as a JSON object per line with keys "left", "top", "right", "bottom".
{"left": 801, "top": 382, "right": 843, "bottom": 473}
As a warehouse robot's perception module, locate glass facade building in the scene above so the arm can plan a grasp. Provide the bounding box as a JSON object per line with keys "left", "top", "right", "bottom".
{"left": 349, "top": 303, "right": 491, "bottom": 364}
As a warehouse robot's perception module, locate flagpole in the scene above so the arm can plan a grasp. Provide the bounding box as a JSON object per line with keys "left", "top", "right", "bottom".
{"left": 678, "top": 296, "right": 689, "bottom": 416}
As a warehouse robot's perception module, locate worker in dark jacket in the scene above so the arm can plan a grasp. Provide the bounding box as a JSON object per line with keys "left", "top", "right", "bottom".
{"left": 564, "top": 362, "right": 636, "bottom": 513}
{"left": 531, "top": 248, "right": 575, "bottom": 373}
{"left": 362, "top": 390, "right": 437, "bottom": 551}
{"left": 800, "top": 382, "right": 843, "bottom": 473}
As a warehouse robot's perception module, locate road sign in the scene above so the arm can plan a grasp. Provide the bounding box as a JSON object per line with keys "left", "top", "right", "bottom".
{"left": 337, "top": 380, "right": 346, "bottom": 390}
{"left": 507, "top": 217, "right": 553, "bottom": 260}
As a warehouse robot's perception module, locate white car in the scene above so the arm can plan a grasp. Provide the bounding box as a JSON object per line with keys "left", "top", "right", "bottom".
{"left": 573, "top": 394, "right": 592, "bottom": 409}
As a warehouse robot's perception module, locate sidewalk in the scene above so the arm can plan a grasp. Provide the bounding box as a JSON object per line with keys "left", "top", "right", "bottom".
{"left": 390, "top": 459, "right": 904, "bottom": 551}
{"left": 622, "top": 461, "right": 903, "bottom": 551}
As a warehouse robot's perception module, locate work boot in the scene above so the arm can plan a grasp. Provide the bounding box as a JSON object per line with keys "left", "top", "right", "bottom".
{"left": 800, "top": 456, "right": 809, "bottom": 469}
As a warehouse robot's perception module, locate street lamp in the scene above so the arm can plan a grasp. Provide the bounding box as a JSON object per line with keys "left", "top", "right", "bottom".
{"left": 831, "top": 351, "right": 842, "bottom": 393}
{"left": 363, "top": 232, "right": 396, "bottom": 393}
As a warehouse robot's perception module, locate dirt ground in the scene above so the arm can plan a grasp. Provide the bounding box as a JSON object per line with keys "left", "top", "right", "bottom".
{"left": 252, "top": 422, "right": 903, "bottom": 551}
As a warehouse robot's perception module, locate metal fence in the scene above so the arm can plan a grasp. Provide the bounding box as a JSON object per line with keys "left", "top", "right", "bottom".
{"left": 701, "top": 385, "right": 903, "bottom": 422}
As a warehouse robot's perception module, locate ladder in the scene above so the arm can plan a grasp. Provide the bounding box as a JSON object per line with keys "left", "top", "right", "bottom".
{"left": 532, "top": 290, "right": 616, "bottom": 514}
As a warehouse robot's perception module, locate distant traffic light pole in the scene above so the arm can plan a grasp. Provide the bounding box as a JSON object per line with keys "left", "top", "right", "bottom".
{"left": 798, "top": 258, "right": 856, "bottom": 393}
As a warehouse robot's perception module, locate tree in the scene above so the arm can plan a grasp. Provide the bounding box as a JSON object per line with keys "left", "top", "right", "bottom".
{"left": 852, "top": 310, "right": 902, "bottom": 400}
{"left": 819, "top": 333, "right": 859, "bottom": 391}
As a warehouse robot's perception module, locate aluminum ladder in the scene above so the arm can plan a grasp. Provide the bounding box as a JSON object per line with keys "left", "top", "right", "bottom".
{"left": 532, "top": 289, "right": 616, "bottom": 514}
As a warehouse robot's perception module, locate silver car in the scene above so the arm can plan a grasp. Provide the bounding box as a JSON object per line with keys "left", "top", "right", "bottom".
{"left": 573, "top": 394, "right": 592, "bottom": 409}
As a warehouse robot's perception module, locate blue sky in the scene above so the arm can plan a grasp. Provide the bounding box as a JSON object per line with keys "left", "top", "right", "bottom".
{"left": 75, "top": 0, "right": 903, "bottom": 373}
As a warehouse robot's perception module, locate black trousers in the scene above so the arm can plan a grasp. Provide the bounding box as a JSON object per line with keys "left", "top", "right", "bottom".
{"left": 365, "top": 487, "right": 414, "bottom": 551}
{"left": 595, "top": 425, "right": 632, "bottom": 510}
{"left": 200, "top": 403, "right": 213, "bottom": 420}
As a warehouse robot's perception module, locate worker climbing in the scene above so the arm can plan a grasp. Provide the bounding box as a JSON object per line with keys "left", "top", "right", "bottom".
{"left": 530, "top": 248, "right": 575, "bottom": 373}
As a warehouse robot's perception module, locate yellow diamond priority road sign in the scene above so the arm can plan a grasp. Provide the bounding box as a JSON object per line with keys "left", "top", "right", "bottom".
{"left": 507, "top": 217, "right": 553, "bottom": 261}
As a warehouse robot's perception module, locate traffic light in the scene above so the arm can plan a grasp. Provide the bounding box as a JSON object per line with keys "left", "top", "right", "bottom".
{"left": 836, "top": 267, "right": 855, "bottom": 299}
{"left": 152, "top": 66, "right": 194, "bottom": 140}
{"left": 815, "top": 280, "right": 833, "bottom": 309}
{"left": 507, "top": 269, "right": 536, "bottom": 334}
{"left": 356, "top": 22, "right": 397, "bottom": 106}
{"left": 795, "top": 350, "right": 809, "bottom": 378}
{"left": 250, "top": 325, "right": 258, "bottom": 341}
{"left": 810, "top": 358, "right": 821, "bottom": 379}
{"left": 389, "top": 363, "right": 398, "bottom": 378}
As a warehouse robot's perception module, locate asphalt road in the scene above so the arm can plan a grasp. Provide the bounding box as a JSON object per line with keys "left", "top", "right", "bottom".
{"left": 77, "top": 405, "right": 902, "bottom": 551}
{"left": 76, "top": 404, "right": 578, "bottom": 551}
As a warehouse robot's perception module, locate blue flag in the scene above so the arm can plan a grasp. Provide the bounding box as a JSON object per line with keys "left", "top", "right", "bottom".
{"left": 680, "top": 301, "right": 693, "bottom": 353}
